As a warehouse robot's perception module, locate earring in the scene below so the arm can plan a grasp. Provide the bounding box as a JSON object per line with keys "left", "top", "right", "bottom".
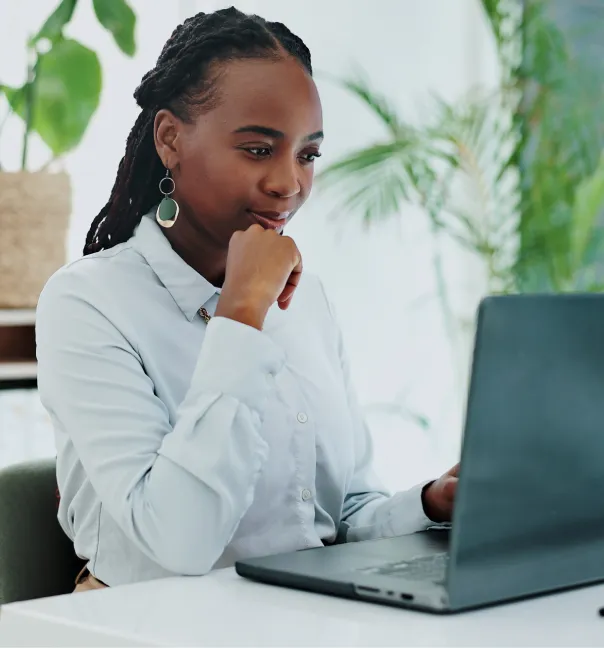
{"left": 156, "top": 169, "right": 179, "bottom": 228}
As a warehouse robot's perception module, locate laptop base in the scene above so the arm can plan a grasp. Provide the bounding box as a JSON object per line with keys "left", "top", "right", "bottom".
{"left": 235, "top": 530, "right": 451, "bottom": 613}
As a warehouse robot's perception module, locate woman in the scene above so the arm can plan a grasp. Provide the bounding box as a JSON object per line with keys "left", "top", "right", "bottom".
{"left": 36, "top": 7, "right": 458, "bottom": 593}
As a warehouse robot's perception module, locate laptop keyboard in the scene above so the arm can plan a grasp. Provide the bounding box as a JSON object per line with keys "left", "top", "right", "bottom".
{"left": 358, "top": 552, "right": 449, "bottom": 585}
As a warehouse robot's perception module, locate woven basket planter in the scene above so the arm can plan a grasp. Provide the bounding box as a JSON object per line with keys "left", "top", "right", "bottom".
{"left": 0, "top": 172, "right": 71, "bottom": 308}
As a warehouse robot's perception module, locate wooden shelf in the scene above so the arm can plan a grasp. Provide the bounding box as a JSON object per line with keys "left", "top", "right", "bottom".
{"left": 0, "top": 309, "right": 36, "bottom": 326}
{"left": 0, "top": 362, "right": 37, "bottom": 380}
{"left": 0, "top": 310, "right": 37, "bottom": 388}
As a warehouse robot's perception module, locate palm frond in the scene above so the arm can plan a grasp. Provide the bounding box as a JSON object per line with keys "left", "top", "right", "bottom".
{"left": 318, "top": 142, "right": 434, "bottom": 227}
{"left": 426, "top": 90, "right": 519, "bottom": 290}
{"left": 480, "top": 0, "right": 507, "bottom": 48}
{"left": 320, "top": 69, "right": 407, "bottom": 139}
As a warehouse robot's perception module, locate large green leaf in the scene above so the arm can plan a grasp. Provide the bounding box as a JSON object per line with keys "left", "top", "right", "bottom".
{"left": 92, "top": 0, "right": 136, "bottom": 56}
{"left": 570, "top": 151, "right": 604, "bottom": 275}
{"left": 3, "top": 86, "right": 24, "bottom": 112}
{"left": 31, "top": 0, "right": 78, "bottom": 44}
{"left": 5, "top": 38, "right": 101, "bottom": 156}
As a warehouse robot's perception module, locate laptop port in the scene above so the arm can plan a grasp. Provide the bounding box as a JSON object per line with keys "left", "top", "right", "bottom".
{"left": 357, "top": 586, "right": 381, "bottom": 594}
{"left": 400, "top": 593, "right": 414, "bottom": 601}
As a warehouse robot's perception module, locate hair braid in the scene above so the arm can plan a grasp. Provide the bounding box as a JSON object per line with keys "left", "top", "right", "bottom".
{"left": 83, "top": 7, "right": 312, "bottom": 255}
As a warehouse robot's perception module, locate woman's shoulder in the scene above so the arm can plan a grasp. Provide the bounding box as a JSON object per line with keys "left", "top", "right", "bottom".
{"left": 49, "top": 239, "right": 147, "bottom": 284}
{"left": 37, "top": 240, "right": 154, "bottom": 328}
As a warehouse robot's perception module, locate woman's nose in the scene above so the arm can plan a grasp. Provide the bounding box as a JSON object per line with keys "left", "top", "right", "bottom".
{"left": 262, "top": 160, "right": 301, "bottom": 198}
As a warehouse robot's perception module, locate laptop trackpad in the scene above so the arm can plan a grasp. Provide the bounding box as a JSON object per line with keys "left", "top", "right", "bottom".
{"left": 325, "top": 529, "right": 450, "bottom": 574}
{"left": 243, "top": 529, "right": 450, "bottom": 579}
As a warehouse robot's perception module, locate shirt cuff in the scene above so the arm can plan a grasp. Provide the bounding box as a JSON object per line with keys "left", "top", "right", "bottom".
{"left": 191, "top": 316, "right": 286, "bottom": 411}
{"left": 386, "top": 479, "right": 445, "bottom": 537}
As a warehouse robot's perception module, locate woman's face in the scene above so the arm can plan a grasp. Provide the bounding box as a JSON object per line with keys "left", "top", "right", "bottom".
{"left": 155, "top": 56, "right": 323, "bottom": 247}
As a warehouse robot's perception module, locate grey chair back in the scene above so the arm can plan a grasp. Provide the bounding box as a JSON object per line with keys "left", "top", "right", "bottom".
{"left": 0, "top": 458, "right": 84, "bottom": 605}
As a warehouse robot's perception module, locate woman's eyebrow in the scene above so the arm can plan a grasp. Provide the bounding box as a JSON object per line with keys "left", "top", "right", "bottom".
{"left": 233, "top": 125, "right": 324, "bottom": 142}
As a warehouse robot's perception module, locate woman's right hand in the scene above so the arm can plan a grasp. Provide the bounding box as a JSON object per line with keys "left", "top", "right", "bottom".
{"left": 215, "top": 224, "right": 303, "bottom": 330}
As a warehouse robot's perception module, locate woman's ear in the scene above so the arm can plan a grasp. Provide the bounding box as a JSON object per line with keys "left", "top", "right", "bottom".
{"left": 154, "top": 109, "right": 181, "bottom": 170}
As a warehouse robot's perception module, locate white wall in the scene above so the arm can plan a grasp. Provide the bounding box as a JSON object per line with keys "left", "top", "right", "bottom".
{"left": 0, "top": 1, "right": 498, "bottom": 488}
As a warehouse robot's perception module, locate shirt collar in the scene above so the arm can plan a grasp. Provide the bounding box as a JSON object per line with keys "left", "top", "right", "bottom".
{"left": 132, "top": 209, "right": 220, "bottom": 322}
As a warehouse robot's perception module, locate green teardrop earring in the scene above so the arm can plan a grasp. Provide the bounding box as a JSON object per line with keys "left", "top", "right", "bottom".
{"left": 156, "top": 169, "right": 179, "bottom": 228}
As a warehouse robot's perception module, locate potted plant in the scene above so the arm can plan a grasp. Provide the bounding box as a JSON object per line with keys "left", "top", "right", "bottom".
{"left": 0, "top": 0, "right": 136, "bottom": 308}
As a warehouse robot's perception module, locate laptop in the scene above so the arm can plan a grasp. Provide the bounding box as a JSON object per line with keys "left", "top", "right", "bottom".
{"left": 236, "top": 294, "right": 604, "bottom": 613}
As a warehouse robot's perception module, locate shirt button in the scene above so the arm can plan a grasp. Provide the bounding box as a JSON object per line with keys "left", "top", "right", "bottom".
{"left": 301, "top": 488, "right": 312, "bottom": 501}
{"left": 297, "top": 412, "right": 308, "bottom": 424}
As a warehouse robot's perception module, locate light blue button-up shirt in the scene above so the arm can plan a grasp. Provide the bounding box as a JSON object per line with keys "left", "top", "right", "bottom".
{"left": 36, "top": 210, "right": 434, "bottom": 587}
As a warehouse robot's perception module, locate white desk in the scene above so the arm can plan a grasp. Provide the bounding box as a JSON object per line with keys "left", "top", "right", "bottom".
{"left": 1, "top": 567, "right": 603, "bottom": 647}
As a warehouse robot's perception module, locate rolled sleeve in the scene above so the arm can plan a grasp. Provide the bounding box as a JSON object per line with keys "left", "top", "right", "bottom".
{"left": 192, "top": 316, "right": 286, "bottom": 411}
{"left": 384, "top": 480, "right": 440, "bottom": 537}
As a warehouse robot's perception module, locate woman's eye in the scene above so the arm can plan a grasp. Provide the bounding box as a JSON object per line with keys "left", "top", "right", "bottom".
{"left": 241, "top": 147, "right": 321, "bottom": 163}
{"left": 246, "top": 147, "right": 271, "bottom": 158}
{"left": 300, "top": 151, "right": 322, "bottom": 164}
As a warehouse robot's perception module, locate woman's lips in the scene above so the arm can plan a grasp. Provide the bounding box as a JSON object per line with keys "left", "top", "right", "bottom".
{"left": 247, "top": 210, "right": 289, "bottom": 231}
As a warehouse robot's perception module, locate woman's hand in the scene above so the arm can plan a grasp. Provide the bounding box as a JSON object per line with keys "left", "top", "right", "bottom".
{"left": 421, "top": 463, "right": 459, "bottom": 522}
{"left": 215, "top": 224, "right": 303, "bottom": 330}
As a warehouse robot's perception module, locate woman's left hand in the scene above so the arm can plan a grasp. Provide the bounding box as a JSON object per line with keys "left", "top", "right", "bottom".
{"left": 421, "top": 463, "right": 459, "bottom": 522}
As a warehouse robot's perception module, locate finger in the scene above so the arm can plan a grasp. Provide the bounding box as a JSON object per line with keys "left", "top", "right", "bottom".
{"left": 447, "top": 463, "right": 460, "bottom": 477}
{"left": 442, "top": 477, "right": 458, "bottom": 501}
{"left": 282, "top": 236, "right": 303, "bottom": 276}
{"left": 278, "top": 283, "right": 297, "bottom": 306}
{"left": 278, "top": 293, "right": 295, "bottom": 310}
{"left": 278, "top": 269, "right": 301, "bottom": 304}
{"left": 289, "top": 252, "right": 303, "bottom": 287}
{"left": 277, "top": 244, "right": 303, "bottom": 306}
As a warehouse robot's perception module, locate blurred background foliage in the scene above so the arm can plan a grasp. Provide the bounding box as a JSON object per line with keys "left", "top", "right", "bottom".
{"left": 318, "top": 0, "right": 604, "bottom": 296}
{"left": 0, "top": 0, "right": 136, "bottom": 169}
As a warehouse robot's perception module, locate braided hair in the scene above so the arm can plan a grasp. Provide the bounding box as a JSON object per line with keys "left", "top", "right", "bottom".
{"left": 83, "top": 7, "right": 312, "bottom": 255}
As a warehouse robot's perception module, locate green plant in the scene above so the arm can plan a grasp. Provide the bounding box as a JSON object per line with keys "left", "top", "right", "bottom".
{"left": 0, "top": 0, "right": 136, "bottom": 170}
{"left": 318, "top": 0, "right": 604, "bottom": 296}
{"left": 513, "top": 0, "right": 604, "bottom": 292}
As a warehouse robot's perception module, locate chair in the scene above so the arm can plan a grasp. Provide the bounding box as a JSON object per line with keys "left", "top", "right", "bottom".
{"left": 0, "top": 458, "right": 84, "bottom": 605}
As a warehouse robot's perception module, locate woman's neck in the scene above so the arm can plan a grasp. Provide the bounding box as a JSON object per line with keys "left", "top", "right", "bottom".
{"left": 162, "top": 212, "right": 227, "bottom": 288}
